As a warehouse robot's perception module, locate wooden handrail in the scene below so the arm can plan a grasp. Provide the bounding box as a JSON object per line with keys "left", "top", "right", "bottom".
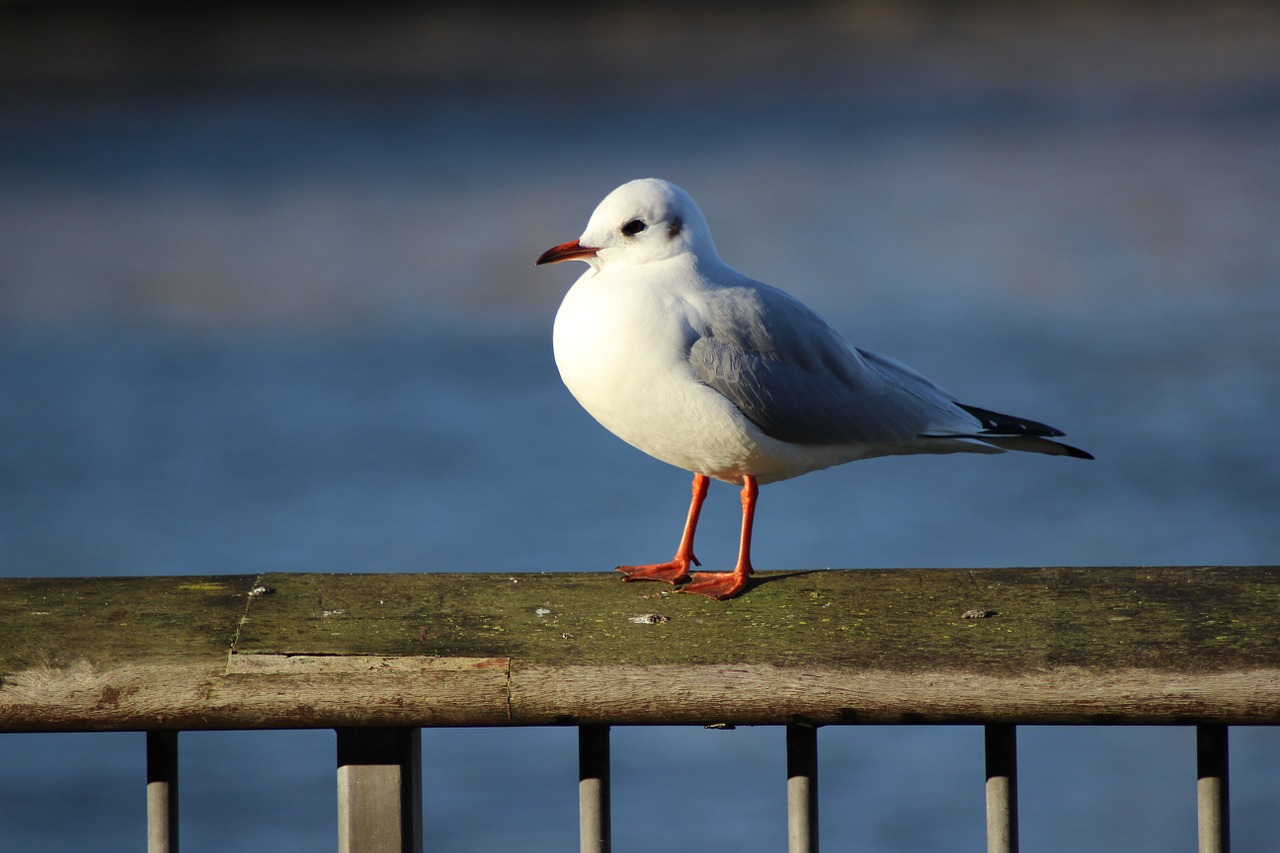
{"left": 3, "top": 567, "right": 1279, "bottom": 732}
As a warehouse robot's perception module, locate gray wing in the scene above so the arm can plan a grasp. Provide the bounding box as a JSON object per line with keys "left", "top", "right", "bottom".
{"left": 687, "top": 282, "right": 976, "bottom": 447}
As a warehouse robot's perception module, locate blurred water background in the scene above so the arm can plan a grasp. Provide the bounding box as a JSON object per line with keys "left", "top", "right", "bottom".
{"left": 2, "top": 1, "right": 1279, "bottom": 851}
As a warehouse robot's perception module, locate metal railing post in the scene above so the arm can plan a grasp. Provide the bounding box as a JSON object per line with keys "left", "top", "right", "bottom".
{"left": 579, "top": 725, "right": 612, "bottom": 853}
{"left": 787, "top": 724, "right": 819, "bottom": 853}
{"left": 336, "top": 728, "right": 422, "bottom": 853}
{"left": 147, "top": 730, "right": 179, "bottom": 853}
{"left": 1197, "top": 724, "right": 1230, "bottom": 853}
{"left": 985, "top": 724, "right": 1018, "bottom": 853}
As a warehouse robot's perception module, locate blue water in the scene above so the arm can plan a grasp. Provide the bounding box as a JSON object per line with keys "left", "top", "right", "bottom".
{"left": 3, "top": 8, "right": 1280, "bottom": 850}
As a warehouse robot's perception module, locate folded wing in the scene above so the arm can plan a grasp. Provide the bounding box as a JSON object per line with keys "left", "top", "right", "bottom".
{"left": 687, "top": 282, "right": 1091, "bottom": 460}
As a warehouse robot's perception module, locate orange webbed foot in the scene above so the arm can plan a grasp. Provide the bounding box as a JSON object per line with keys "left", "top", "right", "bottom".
{"left": 616, "top": 557, "right": 696, "bottom": 585}
{"left": 678, "top": 568, "right": 751, "bottom": 600}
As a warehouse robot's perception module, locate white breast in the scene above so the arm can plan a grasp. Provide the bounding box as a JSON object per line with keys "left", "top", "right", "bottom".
{"left": 552, "top": 264, "right": 861, "bottom": 484}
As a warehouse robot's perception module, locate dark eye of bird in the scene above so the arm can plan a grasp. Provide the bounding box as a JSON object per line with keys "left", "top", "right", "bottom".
{"left": 621, "top": 218, "right": 647, "bottom": 236}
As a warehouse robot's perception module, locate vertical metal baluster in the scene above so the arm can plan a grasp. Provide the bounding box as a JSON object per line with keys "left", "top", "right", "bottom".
{"left": 1197, "top": 725, "right": 1230, "bottom": 853}
{"left": 336, "top": 728, "right": 423, "bottom": 853}
{"left": 787, "top": 724, "right": 819, "bottom": 853}
{"left": 147, "top": 730, "right": 180, "bottom": 853}
{"left": 985, "top": 724, "right": 1018, "bottom": 853}
{"left": 579, "top": 725, "right": 612, "bottom": 853}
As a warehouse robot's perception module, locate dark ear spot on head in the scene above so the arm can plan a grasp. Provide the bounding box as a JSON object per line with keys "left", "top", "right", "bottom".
{"left": 668, "top": 217, "right": 683, "bottom": 238}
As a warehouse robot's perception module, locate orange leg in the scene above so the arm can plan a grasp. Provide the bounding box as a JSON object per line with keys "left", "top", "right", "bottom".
{"left": 617, "top": 473, "right": 709, "bottom": 585}
{"left": 680, "top": 474, "right": 757, "bottom": 600}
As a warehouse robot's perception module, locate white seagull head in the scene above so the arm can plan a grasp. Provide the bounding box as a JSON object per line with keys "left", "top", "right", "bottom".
{"left": 536, "top": 178, "right": 720, "bottom": 271}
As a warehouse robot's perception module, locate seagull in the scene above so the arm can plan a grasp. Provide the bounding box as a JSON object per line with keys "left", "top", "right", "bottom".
{"left": 537, "top": 178, "right": 1092, "bottom": 600}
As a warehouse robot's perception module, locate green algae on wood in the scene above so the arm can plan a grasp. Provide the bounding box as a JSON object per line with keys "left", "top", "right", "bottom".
{"left": 3, "top": 567, "right": 1280, "bottom": 731}
{"left": 0, "top": 574, "right": 260, "bottom": 672}
{"left": 232, "top": 567, "right": 1280, "bottom": 672}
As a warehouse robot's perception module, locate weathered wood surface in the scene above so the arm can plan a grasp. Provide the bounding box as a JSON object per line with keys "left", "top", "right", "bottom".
{"left": 2, "top": 567, "right": 1279, "bottom": 731}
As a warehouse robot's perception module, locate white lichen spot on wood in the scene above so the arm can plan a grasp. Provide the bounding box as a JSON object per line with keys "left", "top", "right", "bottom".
{"left": 628, "top": 614, "right": 670, "bottom": 625}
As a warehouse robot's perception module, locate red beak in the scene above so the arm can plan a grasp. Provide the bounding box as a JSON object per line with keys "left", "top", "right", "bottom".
{"left": 536, "top": 240, "right": 599, "bottom": 266}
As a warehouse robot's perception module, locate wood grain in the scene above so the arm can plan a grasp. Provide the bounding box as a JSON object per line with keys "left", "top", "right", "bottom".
{"left": 2, "top": 567, "right": 1278, "bottom": 731}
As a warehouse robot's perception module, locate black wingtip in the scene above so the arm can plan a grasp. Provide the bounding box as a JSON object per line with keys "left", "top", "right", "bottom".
{"left": 955, "top": 402, "right": 1093, "bottom": 460}
{"left": 956, "top": 402, "right": 1065, "bottom": 437}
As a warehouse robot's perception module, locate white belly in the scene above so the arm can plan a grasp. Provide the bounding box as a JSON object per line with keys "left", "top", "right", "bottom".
{"left": 552, "top": 272, "right": 860, "bottom": 484}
